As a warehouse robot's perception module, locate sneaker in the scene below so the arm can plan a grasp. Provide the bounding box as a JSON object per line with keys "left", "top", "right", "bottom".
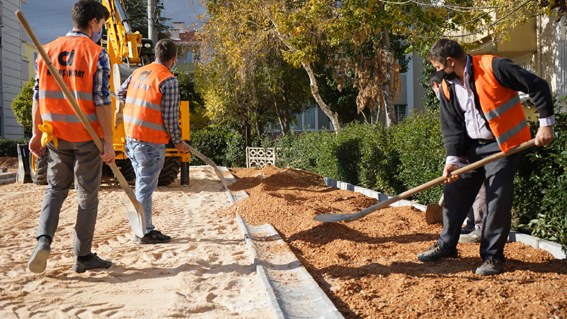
{"left": 135, "top": 230, "right": 171, "bottom": 244}
{"left": 73, "top": 253, "right": 112, "bottom": 273}
{"left": 417, "top": 243, "right": 458, "bottom": 262}
{"left": 459, "top": 229, "right": 481, "bottom": 243}
{"left": 460, "top": 226, "right": 474, "bottom": 234}
{"left": 475, "top": 257, "right": 504, "bottom": 276}
{"left": 28, "top": 236, "right": 51, "bottom": 273}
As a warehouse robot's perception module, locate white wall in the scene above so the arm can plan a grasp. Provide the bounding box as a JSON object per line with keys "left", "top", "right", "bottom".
{"left": 1, "top": 0, "right": 24, "bottom": 139}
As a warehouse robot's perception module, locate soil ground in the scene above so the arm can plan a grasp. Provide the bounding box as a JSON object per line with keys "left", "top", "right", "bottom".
{"left": 0, "top": 165, "right": 271, "bottom": 318}
{"left": 224, "top": 165, "right": 567, "bottom": 319}
{"left": 1, "top": 159, "right": 566, "bottom": 318}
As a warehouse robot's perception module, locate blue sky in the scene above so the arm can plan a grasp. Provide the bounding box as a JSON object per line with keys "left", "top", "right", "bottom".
{"left": 20, "top": 0, "right": 205, "bottom": 44}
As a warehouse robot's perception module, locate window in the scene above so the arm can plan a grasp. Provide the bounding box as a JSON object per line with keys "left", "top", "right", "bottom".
{"left": 22, "top": 60, "right": 29, "bottom": 81}
{"left": 395, "top": 104, "right": 407, "bottom": 122}
{"left": 512, "top": 54, "right": 535, "bottom": 73}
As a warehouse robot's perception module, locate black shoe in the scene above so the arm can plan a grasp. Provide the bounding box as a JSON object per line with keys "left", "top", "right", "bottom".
{"left": 417, "top": 243, "right": 458, "bottom": 262}
{"left": 28, "top": 236, "right": 51, "bottom": 273}
{"left": 475, "top": 257, "right": 504, "bottom": 276}
{"left": 460, "top": 226, "right": 474, "bottom": 234}
{"left": 73, "top": 253, "right": 112, "bottom": 273}
{"left": 135, "top": 230, "right": 171, "bottom": 244}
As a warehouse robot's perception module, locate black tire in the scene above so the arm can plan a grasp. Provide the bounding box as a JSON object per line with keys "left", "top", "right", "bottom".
{"left": 29, "top": 150, "right": 48, "bottom": 185}
{"left": 116, "top": 159, "right": 136, "bottom": 184}
{"left": 158, "top": 157, "right": 180, "bottom": 186}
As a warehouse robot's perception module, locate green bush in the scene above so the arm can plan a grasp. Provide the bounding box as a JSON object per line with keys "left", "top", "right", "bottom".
{"left": 12, "top": 79, "right": 34, "bottom": 136}
{"left": 225, "top": 131, "right": 246, "bottom": 168}
{"left": 189, "top": 129, "right": 229, "bottom": 166}
{"left": 513, "top": 100, "right": 567, "bottom": 249}
{"left": 0, "top": 138, "right": 29, "bottom": 157}
{"left": 392, "top": 109, "right": 444, "bottom": 204}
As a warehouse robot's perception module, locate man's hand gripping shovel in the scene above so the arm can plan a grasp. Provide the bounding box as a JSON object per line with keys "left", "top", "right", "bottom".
{"left": 17, "top": 11, "right": 146, "bottom": 237}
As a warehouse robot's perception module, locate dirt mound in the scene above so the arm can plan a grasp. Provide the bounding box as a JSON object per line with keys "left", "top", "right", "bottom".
{"left": 225, "top": 166, "right": 567, "bottom": 319}
{"left": 0, "top": 157, "right": 18, "bottom": 168}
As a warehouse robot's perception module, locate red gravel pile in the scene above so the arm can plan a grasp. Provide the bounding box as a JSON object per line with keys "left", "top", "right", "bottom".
{"left": 221, "top": 166, "right": 567, "bottom": 319}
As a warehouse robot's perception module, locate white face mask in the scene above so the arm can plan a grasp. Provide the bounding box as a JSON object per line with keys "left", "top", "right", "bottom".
{"left": 435, "top": 90, "right": 441, "bottom": 101}
{"left": 91, "top": 28, "right": 102, "bottom": 43}
{"left": 91, "top": 20, "right": 103, "bottom": 43}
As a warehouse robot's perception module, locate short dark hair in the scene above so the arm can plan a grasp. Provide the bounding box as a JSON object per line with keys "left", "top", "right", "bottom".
{"left": 72, "top": 0, "right": 110, "bottom": 29}
{"left": 155, "top": 39, "right": 177, "bottom": 62}
{"left": 427, "top": 39, "right": 466, "bottom": 66}
{"left": 429, "top": 70, "right": 446, "bottom": 87}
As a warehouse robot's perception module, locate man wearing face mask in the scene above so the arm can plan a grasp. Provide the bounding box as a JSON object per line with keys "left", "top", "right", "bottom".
{"left": 28, "top": 0, "right": 115, "bottom": 274}
{"left": 117, "top": 39, "right": 190, "bottom": 244}
{"left": 417, "top": 39, "right": 554, "bottom": 275}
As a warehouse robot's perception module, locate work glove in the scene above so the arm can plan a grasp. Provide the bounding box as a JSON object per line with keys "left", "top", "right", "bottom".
{"left": 38, "top": 120, "right": 58, "bottom": 148}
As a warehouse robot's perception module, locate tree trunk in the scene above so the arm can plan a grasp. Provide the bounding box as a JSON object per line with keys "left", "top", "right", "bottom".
{"left": 256, "top": 121, "right": 263, "bottom": 140}
{"left": 381, "top": 30, "right": 397, "bottom": 128}
{"left": 243, "top": 121, "right": 251, "bottom": 147}
{"left": 282, "top": 83, "right": 291, "bottom": 133}
{"left": 268, "top": 20, "right": 340, "bottom": 132}
{"left": 302, "top": 62, "right": 341, "bottom": 132}
{"left": 273, "top": 94, "right": 287, "bottom": 134}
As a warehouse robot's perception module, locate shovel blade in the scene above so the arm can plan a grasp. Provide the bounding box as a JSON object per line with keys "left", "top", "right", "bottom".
{"left": 425, "top": 204, "right": 443, "bottom": 225}
{"left": 314, "top": 213, "right": 355, "bottom": 223}
{"left": 122, "top": 196, "right": 146, "bottom": 238}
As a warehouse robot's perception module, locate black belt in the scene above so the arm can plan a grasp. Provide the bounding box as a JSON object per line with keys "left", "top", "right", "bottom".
{"left": 477, "top": 138, "right": 495, "bottom": 145}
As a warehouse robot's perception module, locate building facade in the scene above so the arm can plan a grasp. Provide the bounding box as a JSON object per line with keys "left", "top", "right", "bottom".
{"left": 1, "top": 0, "right": 26, "bottom": 139}
{"left": 21, "top": 40, "right": 36, "bottom": 86}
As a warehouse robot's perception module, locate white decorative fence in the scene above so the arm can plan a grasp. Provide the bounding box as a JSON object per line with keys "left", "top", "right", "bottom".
{"left": 246, "top": 147, "right": 281, "bottom": 168}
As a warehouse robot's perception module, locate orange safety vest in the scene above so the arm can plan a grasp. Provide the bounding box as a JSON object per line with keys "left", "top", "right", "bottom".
{"left": 441, "top": 55, "right": 531, "bottom": 153}
{"left": 38, "top": 36, "right": 103, "bottom": 142}
{"left": 123, "top": 62, "right": 173, "bottom": 144}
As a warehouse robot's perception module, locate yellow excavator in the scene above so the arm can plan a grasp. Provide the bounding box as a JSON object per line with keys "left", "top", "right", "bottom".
{"left": 25, "top": 0, "right": 191, "bottom": 186}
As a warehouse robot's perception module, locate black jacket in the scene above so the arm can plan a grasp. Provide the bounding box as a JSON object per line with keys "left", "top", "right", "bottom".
{"left": 439, "top": 55, "right": 554, "bottom": 157}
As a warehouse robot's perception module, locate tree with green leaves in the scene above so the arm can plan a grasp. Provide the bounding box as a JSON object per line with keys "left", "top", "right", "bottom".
{"left": 123, "top": 0, "right": 170, "bottom": 39}
{"left": 12, "top": 79, "right": 34, "bottom": 136}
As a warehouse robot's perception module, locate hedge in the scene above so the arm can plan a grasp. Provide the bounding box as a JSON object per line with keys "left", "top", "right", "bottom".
{"left": 0, "top": 138, "right": 29, "bottom": 157}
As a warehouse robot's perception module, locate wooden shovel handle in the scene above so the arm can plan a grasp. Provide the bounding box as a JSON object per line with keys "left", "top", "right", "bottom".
{"left": 346, "top": 138, "right": 535, "bottom": 222}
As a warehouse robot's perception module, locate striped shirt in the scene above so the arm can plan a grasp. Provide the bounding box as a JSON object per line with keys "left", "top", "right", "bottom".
{"left": 117, "top": 61, "right": 182, "bottom": 144}
{"left": 33, "top": 31, "right": 111, "bottom": 107}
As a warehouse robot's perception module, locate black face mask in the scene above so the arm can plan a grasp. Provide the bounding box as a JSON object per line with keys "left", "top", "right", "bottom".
{"left": 444, "top": 71, "right": 457, "bottom": 80}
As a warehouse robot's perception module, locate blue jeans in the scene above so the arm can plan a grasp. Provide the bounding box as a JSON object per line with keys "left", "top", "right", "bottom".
{"left": 125, "top": 137, "right": 166, "bottom": 234}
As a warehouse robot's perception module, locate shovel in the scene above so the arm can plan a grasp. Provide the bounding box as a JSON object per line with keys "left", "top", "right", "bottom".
{"left": 17, "top": 11, "right": 146, "bottom": 238}
{"left": 314, "top": 139, "right": 536, "bottom": 223}
{"left": 425, "top": 194, "right": 444, "bottom": 225}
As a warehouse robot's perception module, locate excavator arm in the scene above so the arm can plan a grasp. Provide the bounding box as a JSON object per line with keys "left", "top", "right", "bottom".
{"left": 101, "top": 0, "right": 152, "bottom": 66}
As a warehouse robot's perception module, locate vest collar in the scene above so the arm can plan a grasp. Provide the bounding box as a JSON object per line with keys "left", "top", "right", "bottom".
{"left": 155, "top": 60, "right": 170, "bottom": 71}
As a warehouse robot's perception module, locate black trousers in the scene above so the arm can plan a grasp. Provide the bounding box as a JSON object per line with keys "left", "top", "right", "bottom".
{"left": 438, "top": 141, "right": 521, "bottom": 261}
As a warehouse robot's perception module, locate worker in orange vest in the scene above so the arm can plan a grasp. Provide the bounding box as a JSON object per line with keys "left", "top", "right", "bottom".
{"left": 417, "top": 39, "right": 554, "bottom": 275}
{"left": 28, "top": 0, "right": 115, "bottom": 274}
{"left": 117, "top": 39, "right": 190, "bottom": 244}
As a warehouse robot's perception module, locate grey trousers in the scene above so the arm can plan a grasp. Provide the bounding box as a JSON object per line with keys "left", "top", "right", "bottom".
{"left": 439, "top": 141, "right": 520, "bottom": 261}
{"left": 36, "top": 139, "right": 103, "bottom": 257}
{"left": 464, "top": 184, "right": 487, "bottom": 230}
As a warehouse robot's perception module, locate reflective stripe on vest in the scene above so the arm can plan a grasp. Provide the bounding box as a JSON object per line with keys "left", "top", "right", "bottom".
{"left": 37, "top": 36, "right": 103, "bottom": 142}
{"left": 42, "top": 113, "right": 98, "bottom": 123}
{"left": 123, "top": 62, "right": 173, "bottom": 144}
{"left": 472, "top": 55, "right": 531, "bottom": 152}
{"left": 39, "top": 90, "right": 94, "bottom": 102}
